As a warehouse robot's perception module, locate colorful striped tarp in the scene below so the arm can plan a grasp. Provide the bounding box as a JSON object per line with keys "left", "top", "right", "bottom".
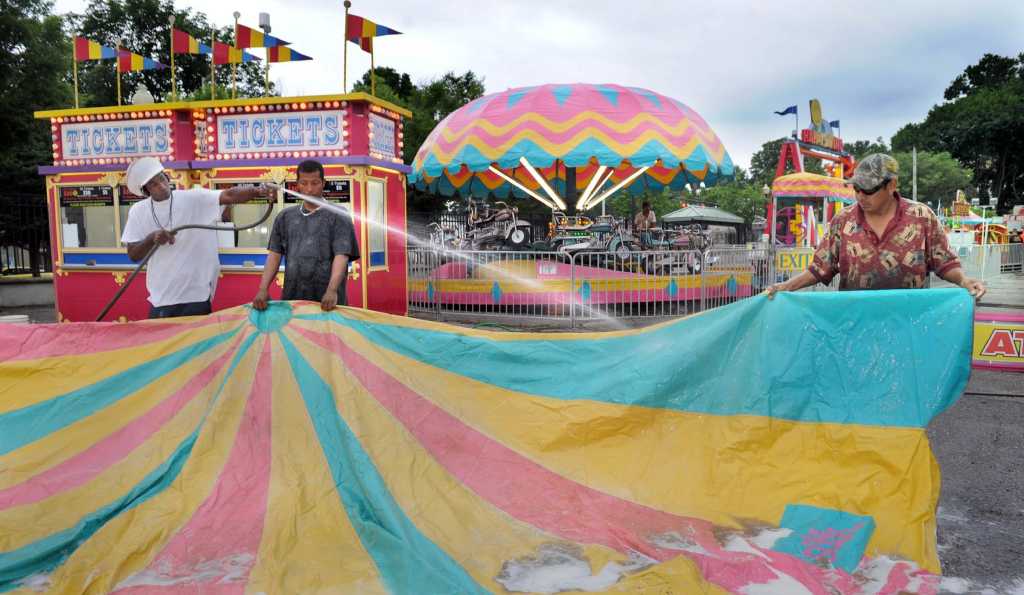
{"left": 411, "top": 83, "right": 735, "bottom": 198}
{"left": 72, "top": 36, "right": 116, "bottom": 61}
{"left": 0, "top": 290, "right": 972, "bottom": 593}
{"left": 116, "top": 49, "right": 166, "bottom": 72}
{"left": 235, "top": 24, "right": 290, "bottom": 48}
{"left": 267, "top": 46, "right": 312, "bottom": 63}
{"left": 170, "top": 28, "right": 211, "bottom": 55}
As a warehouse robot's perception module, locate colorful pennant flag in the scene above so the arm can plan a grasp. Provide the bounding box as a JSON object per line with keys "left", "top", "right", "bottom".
{"left": 774, "top": 105, "right": 797, "bottom": 116}
{"left": 171, "top": 28, "right": 212, "bottom": 54}
{"left": 345, "top": 13, "right": 400, "bottom": 53}
{"left": 267, "top": 46, "right": 313, "bottom": 63}
{"left": 235, "top": 24, "right": 290, "bottom": 48}
{"left": 117, "top": 49, "right": 167, "bottom": 72}
{"left": 73, "top": 36, "right": 116, "bottom": 61}
{"left": 212, "top": 41, "right": 260, "bottom": 65}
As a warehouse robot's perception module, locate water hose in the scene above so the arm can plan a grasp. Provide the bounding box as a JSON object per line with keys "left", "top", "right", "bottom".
{"left": 95, "top": 201, "right": 276, "bottom": 321}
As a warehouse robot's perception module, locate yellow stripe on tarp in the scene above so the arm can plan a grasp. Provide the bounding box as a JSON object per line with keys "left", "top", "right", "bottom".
{"left": 0, "top": 330, "right": 257, "bottom": 551}
{"left": 315, "top": 320, "right": 942, "bottom": 573}
{"left": 0, "top": 320, "right": 237, "bottom": 414}
{"left": 27, "top": 335, "right": 260, "bottom": 594}
{"left": 0, "top": 330, "right": 243, "bottom": 492}
{"left": 244, "top": 334, "right": 386, "bottom": 594}
{"left": 291, "top": 302, "right": 706, "bottom": 341}
{"left": 280, "top": 326, "right": 725, "bottom": 593}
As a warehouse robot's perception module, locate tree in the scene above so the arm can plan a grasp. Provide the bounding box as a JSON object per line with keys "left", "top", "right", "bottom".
{"left": 892, "top": 53, "right": 1024, "bottom": 212}
{"left": 0, "top": 0, "right": 73, "bottom": 194}
{"left": 353, "top": 68, "right": 486, "bottom": 217}
{"left": 69, "top": 0, "right": 270, "bottom": 106}
{"left": 845, "top": 138, "right": 890, "bottom": 161}
{"left": 701, "top": 184, "right": 765, "bottom": 225}
{"left": 604, "top": 187, "right": 677, "bottom": 221}
{"left": 748, "top": 137, "right": 822, "bottom": 188}
{"left": 891, "top": 151, "right": 973, "bottom": 208}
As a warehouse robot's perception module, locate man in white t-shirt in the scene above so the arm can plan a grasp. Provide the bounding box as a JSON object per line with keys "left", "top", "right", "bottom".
{"left": 121, "top": 157, "right": 273, "bottom": 318}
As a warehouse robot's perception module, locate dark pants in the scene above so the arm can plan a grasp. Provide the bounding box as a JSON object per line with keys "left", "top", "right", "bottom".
{"left": 148, "top": 299, "right": 212, "bottom": 319}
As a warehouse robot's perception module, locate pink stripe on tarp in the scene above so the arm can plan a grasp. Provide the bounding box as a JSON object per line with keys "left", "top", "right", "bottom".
{"left": 112, "top": 337, "right": 273, "bottom": 594}
{"left": 0, "top": 314, "right": 245, "bottom": 362}
{"left": 289, "top": 326, "right": 872, "bottom": 594}
{"left": 0, "top": 331, "right": 247, "bottom": 510}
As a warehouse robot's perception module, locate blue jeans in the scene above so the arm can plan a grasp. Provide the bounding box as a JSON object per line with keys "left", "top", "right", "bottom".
{"left": 148, "top": 299, "right": 212, "bottom": 319}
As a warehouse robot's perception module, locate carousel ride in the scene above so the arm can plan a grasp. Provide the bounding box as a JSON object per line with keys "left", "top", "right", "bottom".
{"left": 409, "top": 83, "right": 749, "bottom": 308}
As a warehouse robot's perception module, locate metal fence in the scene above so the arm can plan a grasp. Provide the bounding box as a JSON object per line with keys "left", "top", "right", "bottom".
{"left": 408, "top": 246, "right": 846, "bottom": 327}
{"left": 951, "top": 243, "right": 1024, "bottom": 278}
{"left": 0, "top": 195, "right": 51, "bottom": 276}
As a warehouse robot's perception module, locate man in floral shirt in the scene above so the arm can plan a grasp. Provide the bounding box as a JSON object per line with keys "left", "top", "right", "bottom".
{"left": 767, "top": 154, "right": 986, "bottom": 298}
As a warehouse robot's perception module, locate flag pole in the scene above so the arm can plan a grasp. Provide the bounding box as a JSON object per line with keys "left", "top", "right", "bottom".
{"left": 115, "top": 39, "right": 122, "bottom": 106}
{"left": 265, "top": 48, "right": 270, "bottom": 96}
{"left": 370, "top": 40, "right": 375, "bottom": 97}
{"left": 232, "top": 12, "right": 239, "bottom": 99}
{"left": 72, "top": 40, "right": 79, "bottom": 108}
{"left": 343, "top": 0, "right": 351, "bottom": 92}
{"left": 168, "top": 15, "right": 176, "bottom": 100}
{"left": 210, "top": 25, "right": 216, "bottom": 100}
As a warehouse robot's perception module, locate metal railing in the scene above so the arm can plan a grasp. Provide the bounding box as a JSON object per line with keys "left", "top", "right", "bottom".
{"left": 951, "top": 243, "right": 1024, "bottom": 278}
{"left": 408, "top": 243, "right": 1019, "bottom": 327}
{"left": 0, "top": 195, "right": 51, "bottom": 277}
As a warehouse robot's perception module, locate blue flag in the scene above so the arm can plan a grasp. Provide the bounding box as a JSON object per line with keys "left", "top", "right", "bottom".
{"left": 774, "top": 105, "right": 797, "bottom": 116}
{"left": 829, "top": 120, "right": 840, "bottom": 128}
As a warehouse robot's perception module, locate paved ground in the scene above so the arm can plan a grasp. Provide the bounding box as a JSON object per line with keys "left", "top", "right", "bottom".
{"left": 930, "top": 371, "right": 1024, "bottom": 593}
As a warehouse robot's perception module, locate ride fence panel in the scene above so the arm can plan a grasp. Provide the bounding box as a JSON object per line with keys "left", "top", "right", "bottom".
{"left": 701, "top": 247, "right": 764, "bottom": 312}
{"left": 407, "top": 248, "right": 574, "bottom": 321}
{"left": 569, "top": 250, "right": 703, "bottom": 326}
{"left": 950, "top": 243, "right": 1024, "bottom": 278}
{"left": 770, "top": 247, "right": 839, "bottom": 292}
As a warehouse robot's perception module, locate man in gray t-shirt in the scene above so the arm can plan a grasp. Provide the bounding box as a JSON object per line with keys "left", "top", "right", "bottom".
{"left": 252, "top": 160, "right": 360, "bottom": 311}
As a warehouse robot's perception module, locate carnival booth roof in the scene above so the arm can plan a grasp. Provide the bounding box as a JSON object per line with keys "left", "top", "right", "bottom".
{"left": 411, "top": 83, "right": 734, "bottom": 206}
{"left": 771, "top": 172, "right": 854, "bottom": 203}
{"left": 663, "top": 204, "right": 745, "bottom": 225}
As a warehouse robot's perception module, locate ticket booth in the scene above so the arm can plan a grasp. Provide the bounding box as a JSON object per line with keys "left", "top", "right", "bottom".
{"left": 35, "top": 94, "right": 410, "bottom": 321}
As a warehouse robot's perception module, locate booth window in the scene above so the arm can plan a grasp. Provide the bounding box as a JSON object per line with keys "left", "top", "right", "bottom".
{"left": 366, "top": 179, "right": 386, "bottom": 268}
{"left": 59, "top": 186, "right": 116, "bottom": 248}
{"left": 217, "top": 182, "right": 282, "bottom": 248}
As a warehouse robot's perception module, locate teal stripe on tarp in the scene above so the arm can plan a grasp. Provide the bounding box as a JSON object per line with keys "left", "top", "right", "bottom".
{"left": 297, "top": 290, "right": 973, "bottom": 428}
{"left": 278, "top": 333, "right": 487, "bottom": 595}
{"left": 0, "top": 428, "right": 200, "bottom": 591}
{"left": 0, "top": 330, "right": 261, "bottom": 591}
{"left": 0, "top": 326, "right": 242, "bottom": 456}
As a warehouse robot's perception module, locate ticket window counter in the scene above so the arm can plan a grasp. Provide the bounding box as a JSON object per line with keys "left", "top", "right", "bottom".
{"left": 215, "top": 182, "right": 283, "bottom": 249}
{"left": 58, "top": 185, "right": 118, "bottom": 249}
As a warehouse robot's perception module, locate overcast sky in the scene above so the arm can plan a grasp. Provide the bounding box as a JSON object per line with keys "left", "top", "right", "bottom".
{"left": 54, "top": 0, "right": 1024, "bottom": 168}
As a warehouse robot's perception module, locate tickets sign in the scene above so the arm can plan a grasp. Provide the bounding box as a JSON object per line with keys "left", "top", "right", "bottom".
{"left": 61, "top": 118, "right": 172, "bottom": 159}
{"left": 973, "top": 311, "right": 1024, "bottom": 371}
{"left": 216, "top": 110, "right": 345, "bottom": 155}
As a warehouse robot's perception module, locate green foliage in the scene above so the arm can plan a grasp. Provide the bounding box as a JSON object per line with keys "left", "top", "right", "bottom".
{"left": 845, "top": 138, "right": 890, "bottom": 161}
{"left": 0, "top": 0, "right": 73, "bottom": 194}
{"left": 748, "top": 137, "right": 822, "bottom": 188}
{"left": 892, "top": 53, "right": 1024, "bottom": 212}
{"left": 891, "top": 151, "right": 973, "bottom": 208}
{"left": 701, "top": 184, "right": 766, "bottom": 225}
{"left": 603, "top": 187, "right": 678, "bottom": 221}
{"left": 70, "top": 0, "right": 271, "bottom": 106}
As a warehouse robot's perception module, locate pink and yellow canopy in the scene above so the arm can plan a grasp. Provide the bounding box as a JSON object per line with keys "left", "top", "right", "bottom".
{"left": 411, "top": 83, "right": 734, "bottom": 202}
{"left": 772, "top": 172, "right": 855, "bottom": 203}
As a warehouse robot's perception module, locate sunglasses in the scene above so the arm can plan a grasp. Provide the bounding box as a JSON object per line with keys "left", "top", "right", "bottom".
{"left": 853, "top": 178, "right": 889, "bottom": 196}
